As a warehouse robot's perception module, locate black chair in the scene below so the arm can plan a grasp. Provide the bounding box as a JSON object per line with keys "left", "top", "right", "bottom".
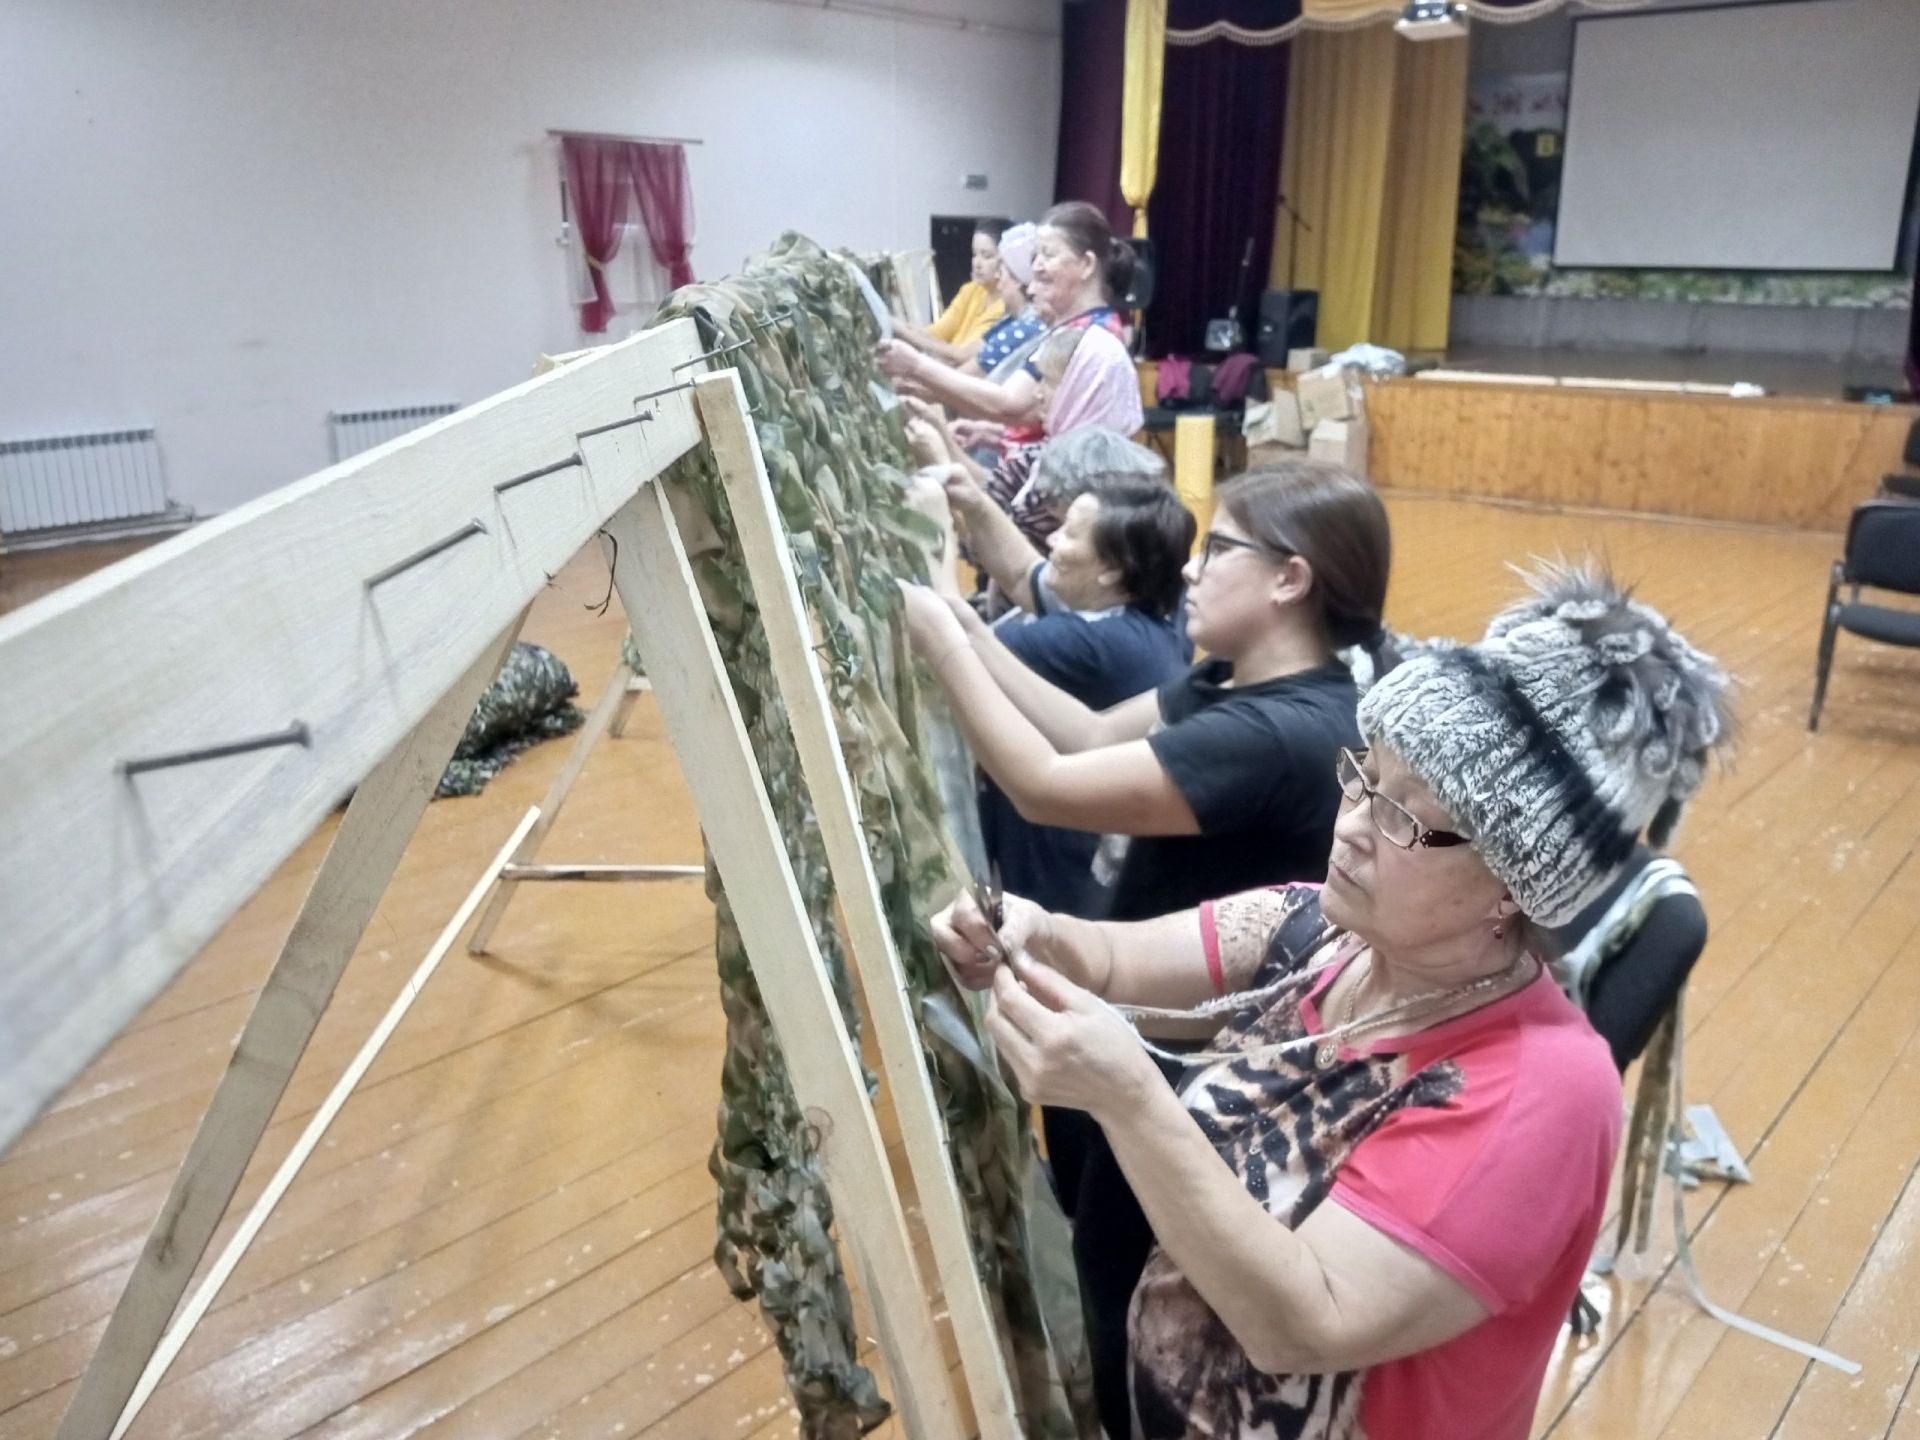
{"left": 1880, "top": 417, "right": 1920, "bottom": 501}
{"left": 1550, "top": 845, "right": 1709, "bottom": 1072}
{"left": 1141, "top": 360, "right": 1268, "bottom": 474}
{"left": 1552, "top": 848, "right": 1709, "bottom": 1335}
{"left": 1810, "top": 500, "right": 1920, "bottom": 730}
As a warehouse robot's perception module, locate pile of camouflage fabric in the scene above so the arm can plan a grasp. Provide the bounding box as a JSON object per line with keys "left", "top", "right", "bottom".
{"left": 647, "top": 233, "right": 1090, "bottom": 1439}
{"left": 435, "top": 641, "right": 584, "bottom": 798}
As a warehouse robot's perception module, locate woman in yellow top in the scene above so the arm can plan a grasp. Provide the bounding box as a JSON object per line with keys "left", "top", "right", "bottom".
{"left": 895, "top": 219, "right": 1009, "bottom": 367}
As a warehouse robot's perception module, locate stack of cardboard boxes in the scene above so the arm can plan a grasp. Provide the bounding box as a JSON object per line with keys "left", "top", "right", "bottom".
{"left": 1297, "top": 362, "right": 1368, "bottom": 475}
{"left": 1243, "top": 350, "right": 1369, "bottom": 477}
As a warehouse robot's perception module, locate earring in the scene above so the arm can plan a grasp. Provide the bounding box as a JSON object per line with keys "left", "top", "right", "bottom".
{"left": 1492, "top": 923, "right": 1505, "bottom": 940}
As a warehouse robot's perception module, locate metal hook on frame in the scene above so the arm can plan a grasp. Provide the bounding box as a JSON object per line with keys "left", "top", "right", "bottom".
{"left": 671, "top": 336, "right": 753, "bottom": 373}
{"left": 668, "top": 308, "right": 799, "bottom": 373}
{"left": 364, "top": 519, "right": 489, "bottom": 589}
{"left": 631, "top": 378, "right": 700, "bottom": 409}
{"left": 494, "top": 455, "right": 583, "bottom": 495}
{"left": 120, "top": 721, "right": 312, "bottom": 778}
{"left": 575, "top": 411, "right": 657, "bottom": 443}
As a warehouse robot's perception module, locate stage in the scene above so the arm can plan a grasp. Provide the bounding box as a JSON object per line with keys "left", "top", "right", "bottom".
{"left": 1364, "top": 366, "right": 1915, "bottom": 531}
{"left": 1139, "top": 350, "right": 1917, "bottom": 532}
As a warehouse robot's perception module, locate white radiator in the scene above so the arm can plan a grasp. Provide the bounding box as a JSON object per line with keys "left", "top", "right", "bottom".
{"left": 328, "top": 403, "right": 459, "bottom": 463}
{"left": 0, "top": 428, "right": 177, "bottom": 536}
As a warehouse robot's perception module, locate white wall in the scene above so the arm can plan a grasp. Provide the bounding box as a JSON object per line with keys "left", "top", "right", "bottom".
{"left": 0, "top": 0, "right": 1061, "bottom": 515}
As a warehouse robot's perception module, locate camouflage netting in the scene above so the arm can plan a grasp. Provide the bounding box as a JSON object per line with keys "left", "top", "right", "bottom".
{"left": 436, "top": 641, "right": 584, "bottom": 798}
{"left": 640, "top": 233, "right": 1090, "bottom": 1439}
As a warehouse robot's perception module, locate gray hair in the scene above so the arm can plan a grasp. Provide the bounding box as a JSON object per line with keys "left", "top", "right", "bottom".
{"left": 1026, "top": 429, "right": 1168, "bottom": 508}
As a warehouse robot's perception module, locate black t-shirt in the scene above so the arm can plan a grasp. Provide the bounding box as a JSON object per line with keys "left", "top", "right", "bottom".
{"left": 1107, "top": 657, "right": 1360, "bottom": 922}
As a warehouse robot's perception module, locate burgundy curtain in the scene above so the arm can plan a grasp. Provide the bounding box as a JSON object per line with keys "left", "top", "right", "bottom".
{"left": 561, "top": 135, "right": 634, "bottom": 334}
{"left": 627, "top": 142, "right": 696, "bottom": 289}
{"left": 1143, "top": 0, "right": 1293, "bottom": 357}
{"left": 1053, "top": 0, "right": 1130, "bottom": 232}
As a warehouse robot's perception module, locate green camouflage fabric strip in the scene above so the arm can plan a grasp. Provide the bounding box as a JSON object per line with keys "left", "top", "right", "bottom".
{"left": 436, "top": 641, "right": 585, "bottom": 798}
{"left": 644, "top": 234, "right": 1091, "bottom": 1439}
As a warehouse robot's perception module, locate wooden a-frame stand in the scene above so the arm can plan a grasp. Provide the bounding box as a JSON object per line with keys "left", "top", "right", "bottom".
{"left": 0, "top": 324, "right": 1023, "bottom": 1440}
{"left": 463, "top": 662, "right": 705, "bottom": 958}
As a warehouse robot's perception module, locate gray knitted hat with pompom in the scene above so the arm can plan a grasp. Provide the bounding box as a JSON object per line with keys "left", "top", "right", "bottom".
{"left": 1356, "top": 561, "right": 1731, "bottom": 928}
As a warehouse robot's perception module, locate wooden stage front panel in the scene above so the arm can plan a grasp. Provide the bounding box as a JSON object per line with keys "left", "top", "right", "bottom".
{"left": 1366, "top": 379, "right": 1916, "bottom": 531}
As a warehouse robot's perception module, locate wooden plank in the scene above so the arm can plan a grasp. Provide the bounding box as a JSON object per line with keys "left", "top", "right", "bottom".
{"left": 1650, "top": 944, "right": 1920, "bottom": 1438}
{"left": 1365, "top": 378, "right": 1915, "bottom": 530}
{"left": 133, "top": 1168, "right": 723, "bottom": 1438}
{"left": 694, "top": 369, "right": 1024, "bottom": 1440}
{"left": 468, "top": 656, "right": 639, "bottom": 955}
{"left": 84, "top": 806, "right": 541, "bottom": 1440}
{"left": 464, "top": 656, "right": 675, "bottom": 952}
{"left": 0, "top": 317, "right": 707, "bottom": 1149}
{"left": 32, "top": 975, "right": 724, "bottom": 1436}
{"left": 50, "top": 619, "right": 526, "bottom": 1440}
{"left": 1535, "top": 849, "right": 1920, "bottom": 1437}
{"left": 596, "top": 466, "right": 965, "bottom": 1440}
{"left": 495, "top": 864, "right": 705, "bottom": 881}
{"left": 609, "top": 674, "right": 652, "bottom": 740}
{"left": 1768, "top": 1149, "right": 1920, "bottom": 1438}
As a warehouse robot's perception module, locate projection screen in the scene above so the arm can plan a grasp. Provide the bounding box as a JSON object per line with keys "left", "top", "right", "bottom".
{"left": 1553, "top": 0, "right": 1920, "bottom": 271}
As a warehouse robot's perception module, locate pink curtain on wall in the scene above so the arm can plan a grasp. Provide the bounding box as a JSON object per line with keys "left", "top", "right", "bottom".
{"left": 627, "top": 143, "right": 696, "bottom": 289}
{"left": 561, "top": 135, "right": 634, "bottom": 333}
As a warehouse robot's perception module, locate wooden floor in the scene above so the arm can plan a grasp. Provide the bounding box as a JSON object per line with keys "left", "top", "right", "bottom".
{"left": 4, "top": 494, "right": 1920, "bottom": 1440}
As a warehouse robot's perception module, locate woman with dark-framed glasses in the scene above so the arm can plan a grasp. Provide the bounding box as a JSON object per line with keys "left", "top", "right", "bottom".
{"left": 899, "top": 461, "right": 1392, "bottom": 921}
{"left": 900, "top": 460, "right": 1392, "bottom": 1437}
{"left": 930, "top": 562, "right": 1731, "bottom": 1439}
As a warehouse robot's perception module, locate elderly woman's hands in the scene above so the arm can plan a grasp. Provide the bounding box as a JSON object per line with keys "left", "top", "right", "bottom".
{"left": 930, "top": 884, "right": 1051, "bottom": 989}
{"left": 941, "top": 591, "right": 989, "bottom": 638}
{"left": 897, "top": 579, "right": 968, "bottom": 658}
{"left": 933, "top": 889, "right": 1153, "bottom": 1118}
{"left": 874, "top": 338, "right": 928, "bottom": 386}
{"left": 901, "top": 394, "right": 946, "bottom": 427}
{"left": 951, "top": 418, "right": 1004, "bottom": 451}
{"left": 904, "top": 417, "right": 949, "bottom": 469}
{"left": 938, "top": 462, "right": 991, "bottom": 520}
{"left": 988, "top": 954, "right": 1157, "bottom": 1120}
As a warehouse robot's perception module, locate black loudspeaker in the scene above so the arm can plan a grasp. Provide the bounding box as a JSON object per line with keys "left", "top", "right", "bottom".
{"left": 1256, "top": 288, "right": 1319, "bottom": 364}
{"left": 1119, "top": 238, "right": 1155, "bottom": 309}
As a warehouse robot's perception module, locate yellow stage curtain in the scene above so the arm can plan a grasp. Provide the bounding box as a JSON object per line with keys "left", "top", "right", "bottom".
{"left": 1120, "top": 0, "right": 1167, "bottom": 238}
{"left": 1270, "top": 28, "right": 1468, "bottom": 353}
{"left": 1303, "top": 0, "right": 1402, "bottom": 17}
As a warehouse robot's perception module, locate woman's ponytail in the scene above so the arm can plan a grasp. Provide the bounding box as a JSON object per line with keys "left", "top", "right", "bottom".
{"left": 1104, "top": 237, "right": 1137, "bottom": 306}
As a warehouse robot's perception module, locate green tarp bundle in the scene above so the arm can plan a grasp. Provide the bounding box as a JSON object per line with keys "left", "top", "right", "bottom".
{"left": 436, "top": 641, "right": 584, "bottom": 798}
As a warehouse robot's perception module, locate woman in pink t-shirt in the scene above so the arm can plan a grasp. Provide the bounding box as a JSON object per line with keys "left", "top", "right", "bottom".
{"left": 932, "top": 562, "right": 1731, "bottom": 1439}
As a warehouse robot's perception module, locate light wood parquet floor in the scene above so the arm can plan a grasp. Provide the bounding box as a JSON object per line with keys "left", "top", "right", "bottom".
{"left": 3, "top": 492, "right": 1918, "bottom": 1440}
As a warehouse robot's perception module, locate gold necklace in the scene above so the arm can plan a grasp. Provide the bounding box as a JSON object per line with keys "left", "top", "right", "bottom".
{"left": 1313, "top": 951, "right": 1531, "bottom": 1069}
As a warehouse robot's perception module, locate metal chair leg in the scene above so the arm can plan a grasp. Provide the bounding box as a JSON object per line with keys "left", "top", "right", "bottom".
{"left": 1810, "top": 563, "right": 1844, "bottom": 732}
{"left": 1809, "top": 612, "right": 1839, "bottom": 731}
